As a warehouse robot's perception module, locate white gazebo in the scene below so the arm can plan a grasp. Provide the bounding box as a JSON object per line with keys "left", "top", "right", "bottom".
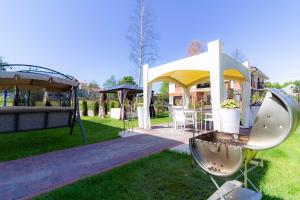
{"left": 142, "top": 40, "right": 253, "bottom": 130}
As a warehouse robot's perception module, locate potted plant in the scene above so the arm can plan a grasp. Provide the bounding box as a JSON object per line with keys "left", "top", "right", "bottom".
{"left": 220, "top": 99, "right": 240, "bottom": 133}
{"left": 251, "top": 92, "right": 263, "bottom": 121}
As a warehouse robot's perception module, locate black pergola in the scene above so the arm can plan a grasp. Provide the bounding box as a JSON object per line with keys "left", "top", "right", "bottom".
{"left": 99, "top": 84, "right": 143, "bottom": 120}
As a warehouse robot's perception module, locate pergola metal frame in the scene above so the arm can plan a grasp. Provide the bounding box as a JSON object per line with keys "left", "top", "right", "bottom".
{"left": 1, "top": 64, "right": 76, "bottom": 81}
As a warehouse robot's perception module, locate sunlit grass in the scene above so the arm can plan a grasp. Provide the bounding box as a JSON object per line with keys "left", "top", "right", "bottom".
{"left": 0, "top": 115, "right": 171, "bottom": 162}
{"left": 36, "top": 128, "right": 300, "bottom": 200}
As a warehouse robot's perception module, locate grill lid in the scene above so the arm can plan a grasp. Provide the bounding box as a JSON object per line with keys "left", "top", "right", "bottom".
{"left": 246, "top": 88, "right": 300, "bottom": 150}
{"left": 189, "top": 88, "right": 300, "bottom": 177}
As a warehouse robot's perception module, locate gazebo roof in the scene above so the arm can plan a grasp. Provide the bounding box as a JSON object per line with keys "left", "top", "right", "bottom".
{"left": 146, "top": 40, "right": 250, "bottom": 88}
{"left": 100, "top": 84, "right": 143, "bottom": 94}
{"left": 0, "top": 64, "right": 79, "bottom": 91}
{"left": 141, "top": 40, "right": 254, "bottom": 130}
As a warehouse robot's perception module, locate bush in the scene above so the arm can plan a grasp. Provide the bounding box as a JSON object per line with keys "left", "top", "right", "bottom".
{"left": 155, "top": 94, "right": 168, "bottom": 114}
{"left": 109, "top": 100, "right": 120, "bottom": 110}
{"left": 251, "top": 92, "right": 263, "bottom": 106}
{"left": 82, "top": 100, "right": 88, "bottom": 116}
{"left": 93, "top": 101, "right": 99, "bottom": 116}
{"left": 110, "top": 101, "right": 116, "bottom": 109}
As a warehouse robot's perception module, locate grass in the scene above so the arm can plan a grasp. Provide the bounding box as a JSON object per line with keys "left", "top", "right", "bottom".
{"left": 36, "top": 151, "right": 215, "bottom": 200}
{"left": 0, "top": 114, "right": 171, "bottom": 162}
{"left": 0, "top": 96, "right": 13, "bottom": 106}
{"left": 36, "top": 128, "right": 300, "bottom": 200}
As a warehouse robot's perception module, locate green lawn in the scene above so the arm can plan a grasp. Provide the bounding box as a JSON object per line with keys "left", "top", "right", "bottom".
{"left": 36, "top": 128, "right": 300, "bottom": 200}
{"left": 0, "top": 96, "right": 13, "bottom": 106}
{"left": 0, "top": 115, "right": 171, "bottom": 162}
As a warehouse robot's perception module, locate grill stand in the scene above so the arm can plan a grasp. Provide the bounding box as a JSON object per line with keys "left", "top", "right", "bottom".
{"left": 207, "top": 178, "right": 262, "bottom": 200}
{"left": 191, "top": 129, "right": 264, "bottom": 199}
{"left": 235, "top": 155, "right": 263, "bottom": 189}
{"left": 192, "top": 160, "right": 262, "bottom": 200}
{"left": 189, "top": 89, "right": 300, "bottom": 199}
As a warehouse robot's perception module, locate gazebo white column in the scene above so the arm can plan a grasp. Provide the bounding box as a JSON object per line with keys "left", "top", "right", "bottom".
{"left": 242, "top": 61, "right": 253, "bottom": 128}
{"left": 143, "top": 64, "right": 151, "bottom": 129}
{"left": 208, "top": 40, "right": 226, "bottom": 131}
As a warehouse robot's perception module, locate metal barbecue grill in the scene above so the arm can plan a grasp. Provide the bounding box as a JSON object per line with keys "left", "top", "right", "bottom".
{"left": 189, "top": 88, "right": 300, "bottom": 200}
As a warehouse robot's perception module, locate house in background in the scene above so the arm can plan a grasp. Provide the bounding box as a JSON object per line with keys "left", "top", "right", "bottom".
{"left": 231, "top": 66, "right": 269, "bottom": 97}
{"left": 169, "top": 82, "right": 212, "bottom": 107}
{"left": 249, "top": 66, "right": 269, "bottom": 89}
{"left": 79, "top": 80, "right": 101, "bottom": 100}
{"left": 168, "top": 65, "right": 269, "bottom": 106}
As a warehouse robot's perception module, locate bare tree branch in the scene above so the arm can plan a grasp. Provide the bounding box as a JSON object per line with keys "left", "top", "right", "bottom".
{"left": 231, "top": 48, "right": 247, "bottom": 63}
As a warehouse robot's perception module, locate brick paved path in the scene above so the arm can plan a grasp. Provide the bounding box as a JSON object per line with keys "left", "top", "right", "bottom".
{"left": 0, "top": 134, "right": 183, "bottom": 200}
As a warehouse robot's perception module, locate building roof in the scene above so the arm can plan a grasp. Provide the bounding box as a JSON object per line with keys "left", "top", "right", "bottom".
{"left": 248, "top": 66, "right": 269, "bottom": 80}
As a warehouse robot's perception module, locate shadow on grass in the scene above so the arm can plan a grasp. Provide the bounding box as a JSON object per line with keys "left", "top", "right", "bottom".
{"left": 153, "top": 112, "right": 170, "bottom": 118}
{"left": 262, "top": 194, "right": 284, "bottom": 200}
{"left": 234, "top": 160, "right": 283, "bottom": 200}
{"left": 247, "top": 160, "right": 284, "bottom": 200}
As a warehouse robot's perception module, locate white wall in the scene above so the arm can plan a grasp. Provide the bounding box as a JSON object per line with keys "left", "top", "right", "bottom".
{"left": 169, "top": 83, "right": 176, "bottom": 93}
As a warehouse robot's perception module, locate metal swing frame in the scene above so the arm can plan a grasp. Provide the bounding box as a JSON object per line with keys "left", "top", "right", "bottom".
{"left": 0, "top": 64, "right": 87, "bottom": 144}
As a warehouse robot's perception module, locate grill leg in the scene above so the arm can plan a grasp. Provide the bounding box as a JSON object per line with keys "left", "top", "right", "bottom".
{"left": 209, "top": 175, "right": 226, "bottom": 200}
{"left": 238, "top": 169, "right": 260, "bottom": 193}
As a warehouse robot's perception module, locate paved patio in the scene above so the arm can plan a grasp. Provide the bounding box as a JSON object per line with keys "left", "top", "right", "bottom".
{"left": 0, "top": 133, "right": 183, "bottom": 200}
{"left": 133, "top": 124, "right": 251, "bottom": 154}
{"left": 133, "top": 123, "right": 251, "bottom": 144}
{"left": 133, "top": 125, "right": 194, "bottom": 143}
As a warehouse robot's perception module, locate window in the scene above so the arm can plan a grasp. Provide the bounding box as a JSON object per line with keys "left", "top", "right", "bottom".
{"left": 197, "top": 82, "right": 210, "bottom": 88}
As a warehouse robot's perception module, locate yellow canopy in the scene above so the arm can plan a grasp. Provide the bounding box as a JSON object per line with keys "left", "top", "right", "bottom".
{"left": 151, "top": 69, "right": 244, "bottom": 87}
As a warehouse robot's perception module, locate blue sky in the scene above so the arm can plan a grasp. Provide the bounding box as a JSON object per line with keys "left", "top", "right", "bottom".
{"left": 0, "top": 0, "right": 299, "bottom": 88}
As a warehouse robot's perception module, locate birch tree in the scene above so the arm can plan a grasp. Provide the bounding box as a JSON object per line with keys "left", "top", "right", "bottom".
{"left": 128, "top": 0, "right": 158, "bottom": 86}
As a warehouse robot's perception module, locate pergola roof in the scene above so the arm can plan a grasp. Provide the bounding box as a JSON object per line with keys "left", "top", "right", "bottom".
{"left": 100, "top": 84, "right": 143, "bottom": 94}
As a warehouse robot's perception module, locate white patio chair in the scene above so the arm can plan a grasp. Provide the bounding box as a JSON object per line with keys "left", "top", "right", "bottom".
{"left": 203, "top": 109, "right": 222, "bottom": 132}
{"left": 167, "top": 105, "right": 173, "bottom": 127}
{"left": 173, "top": 107, "right": 194, "bottom": 131}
